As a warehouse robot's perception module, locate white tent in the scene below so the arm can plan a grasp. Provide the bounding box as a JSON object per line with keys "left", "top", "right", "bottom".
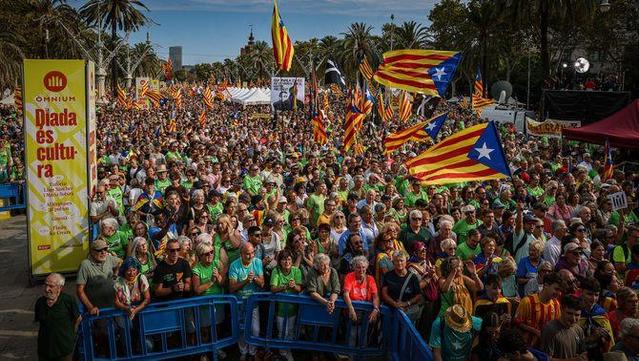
{"left": 227, "top": 87, "right": 271, "bottom": 106}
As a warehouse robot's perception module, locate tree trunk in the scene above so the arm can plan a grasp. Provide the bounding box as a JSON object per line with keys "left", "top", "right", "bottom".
{"left": 111, "top": 16, "right": 118, "bottom": 94}
{"left": 540, "top": 0, "right": 550, "bottom": 85}
{"left": 481, "top": 31, "right": 488, "bottom": 97}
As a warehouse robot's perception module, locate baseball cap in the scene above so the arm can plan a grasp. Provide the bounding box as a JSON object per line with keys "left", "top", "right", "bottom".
{"left": 91, "top": 239, "right": 108, "bottom": 251}
{"left": 563, "top": 243, "right": 581, "bottom": 255}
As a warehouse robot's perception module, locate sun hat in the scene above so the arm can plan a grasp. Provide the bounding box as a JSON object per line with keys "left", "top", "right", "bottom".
{"left": 444, "top": 304, "right": 472, "bottom": 333}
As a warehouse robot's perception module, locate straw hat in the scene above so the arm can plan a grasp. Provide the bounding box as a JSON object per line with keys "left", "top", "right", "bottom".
{"left": 444, "top": 305, "right": 472, "bottom": 333}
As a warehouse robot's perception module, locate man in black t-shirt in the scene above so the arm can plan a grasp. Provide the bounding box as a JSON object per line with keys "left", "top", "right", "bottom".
{"left": 153, "top": 238, "right": 192, "bottom": 301}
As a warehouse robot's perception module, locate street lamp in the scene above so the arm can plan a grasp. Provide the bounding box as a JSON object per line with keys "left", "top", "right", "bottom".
{"left": 600, "top": 0, "right": 611, "bottom": 12}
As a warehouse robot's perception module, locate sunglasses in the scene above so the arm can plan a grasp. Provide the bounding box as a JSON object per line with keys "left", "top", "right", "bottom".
{"left": 411, "top": 217, "right": 423, "bottom": 221}
{"left": 94, "top": 248, "right": 108, "bottom": 253}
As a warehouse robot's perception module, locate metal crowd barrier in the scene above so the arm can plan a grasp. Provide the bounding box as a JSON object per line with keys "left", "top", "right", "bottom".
{"left": 78, "top": 293, "right": 433, "bottom": 361}
{"left": 243, "top": 293, "right": 394, "bottom": 357}
{"left": 390, "top": 309, "right": 432, "bottom": 361}
{"left": 79, "top": 295, "right": 240, "bottom": 361}
{"left": 0, "top": 183, "right": 25, "bottom": 211}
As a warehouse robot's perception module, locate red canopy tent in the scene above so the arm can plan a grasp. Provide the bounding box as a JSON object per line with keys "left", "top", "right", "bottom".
{"left": 562, "top": 99, "right": 639, "bottom": 149}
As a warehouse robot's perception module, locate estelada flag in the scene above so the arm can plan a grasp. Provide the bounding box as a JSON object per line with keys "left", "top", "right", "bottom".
{"left": 603, "top": 139, "right": 614, "bottom": 181}
{"left": 384, "top": 113, "right": 447, "bottom": 154}
{"left": 373, "top": 49, "right": 461, "bottom": 96}
{"left": 271, "top": 0, "right": 294, "bottom": 71}
{"left": 472, "top": 68, "right": 495, "bottom": 115}
{"left": 406, "top": 121, "right": 510, "bottom": 185}
{"left": 312, "top": 111, "right": 327, "bottom": 145}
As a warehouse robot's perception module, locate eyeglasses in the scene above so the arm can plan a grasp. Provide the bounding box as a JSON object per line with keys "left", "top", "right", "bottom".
{"left": 94, "top": 248, "right": 108, "bottom": 253}
{"left": 411, "top": 217, "right": 422, "bottom": 221}
{"left": 168, "top": 248, "right": 180, "bottom": 253}
{"left": 202, "top": 251, "right": 213, "bottom": 256}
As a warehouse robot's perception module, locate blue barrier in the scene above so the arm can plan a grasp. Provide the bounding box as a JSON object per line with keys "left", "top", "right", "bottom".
{"left": 390, "top": 309, "right": 433, "bottom": 361}
{"left": 78, "top": 293, "right": 433, "bottom": 361}
{"left": 79, "top": 295, "right": 240, "bottom": 361}
{"left": 242, "top": 293, "right": 395, "bottom": 357}
{"left": 0, "top": 183, "right": 25, "bottom": 211}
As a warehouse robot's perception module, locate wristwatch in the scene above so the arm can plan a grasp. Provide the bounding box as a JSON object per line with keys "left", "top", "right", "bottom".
{"left": 407, "top": 301, "right": 411, "bottom": 306}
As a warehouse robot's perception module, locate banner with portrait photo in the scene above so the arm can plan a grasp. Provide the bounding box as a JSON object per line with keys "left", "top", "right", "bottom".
{"left": 271, "top": 77, "right": 305, "bottom": 111}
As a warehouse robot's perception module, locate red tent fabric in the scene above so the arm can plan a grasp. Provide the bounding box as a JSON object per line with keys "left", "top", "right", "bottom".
{"left": 562, "top": 99, "right": 639, "bottom": 149}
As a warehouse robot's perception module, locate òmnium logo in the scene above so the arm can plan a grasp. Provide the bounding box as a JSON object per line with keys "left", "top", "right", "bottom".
{"left": 43, "top": 71, "right": 67, "bottom": 92}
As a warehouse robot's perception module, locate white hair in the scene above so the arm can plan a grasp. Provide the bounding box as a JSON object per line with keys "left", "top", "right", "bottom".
{"left": 440, "top": 238, "right": 457, "bottom": 252}
{"left": 132, "top": 237, "right": 147, "bottom": 251}
{"left": 195, "top": 233, "right": 213, "bottom": 246}
{"left": 101, "top": 217, "right": 119, "bottom": 230}
{"left": 47, "top": 273, "right": 65, "bottom": 287}
{"left": 313, "top": 253, "right": 331, "bottom": 268}
{"left": 350, "top": 255, "right": 369, "bottom": 269}
{"left": 409, "top": 209, "right": 422, "bottom": 219}
{"left": 195, "top": 242, "right": 213, "bottom": 257}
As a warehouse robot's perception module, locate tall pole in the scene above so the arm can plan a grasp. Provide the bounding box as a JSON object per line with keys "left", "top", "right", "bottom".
{"left": 526, "top": 53, "right": 531, "bottom": 109}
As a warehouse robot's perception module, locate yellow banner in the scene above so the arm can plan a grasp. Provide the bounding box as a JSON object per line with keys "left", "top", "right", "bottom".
{"left": 526, "top": 116, "right": 581, "bottom": 138}
{"left": 23, "top": 59, "right": 89, "bottom": 276}
{"left": 87, "top": 61, "right": 98, "bottom": 195}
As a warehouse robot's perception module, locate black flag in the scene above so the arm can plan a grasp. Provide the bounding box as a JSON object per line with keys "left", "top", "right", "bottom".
{"left": 324, "top": 59, "right": 346, "bottom": 88}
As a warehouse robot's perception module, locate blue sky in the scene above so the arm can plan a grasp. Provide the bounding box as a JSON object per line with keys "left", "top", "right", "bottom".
{"left": 126, "top": 0, "right": 439, "bottom": 65}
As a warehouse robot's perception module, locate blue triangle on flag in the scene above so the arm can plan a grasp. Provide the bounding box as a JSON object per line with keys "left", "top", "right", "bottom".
{"left": 467, "top": 122, "right": 511, "bottom": 176}
{"left": 422, "top": 113, "right": 448, "bottom": 139}
{"left": 427, "top": 52, "right": 462, "bottom": 97}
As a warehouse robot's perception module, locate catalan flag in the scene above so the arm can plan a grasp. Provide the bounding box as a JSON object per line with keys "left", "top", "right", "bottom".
{"left": 271, "top": 0, "right": 294, "bottom": 72}
{"left": 384, "top": 113, "right": 448, "bottom": 154}
{"left": 359, "top": 87, "right": 374, "bottom": 116}
{"left": 343, "top": 105, "right": 365, "bottom": 151}
{"left": 398, "top": 91, "right": 412, "bottom": 122}
{"left": 603, "top": 139, "right": 614, "bottom": 181}
{"left": 373, "top": 49, "right": 461, "bottom": 96}
{"left": 146, "top": 89, "right": 161, "bottom": 108}
{"left": 323, "top": 92, "right": 330, "bottom": 113}
{"left": 163, "top": 58, "right": 173, "bottom": 81}
{"left": 406, "top": 122, "right": 510, "bottom": 185}
{"left": 312, "top": 111, "right": 328, "bottom": 145}
{"left": 330, "top": 83, "right": 343, "bottom": 96}
{"left": 167, "top": 118, "right": 177, "bottom": 133}
{"left": 359, "top": 56, "right": 374, "bottom": 80}
{"left": 173, "top": 88, "right": 183, "bottom": 109}
{"left": 140, "top": 81, "right": 149, "bottom": 98}
{"left": 203, "top": 87, "right": 214, "bottom": 109}
{"left": 377, "top": 92, "right": 393, "bottom": 122}
{"left": 472, "top": 68, "right": 495, "bottom": 114}
{"left": 117, "top": 85, "right": 128, "bottom": 108}
{"left": 13, "top": 87, "right": 22, "bottom": 114}
{"left": 199, "top": 110, "right": 207, "bottom": 128}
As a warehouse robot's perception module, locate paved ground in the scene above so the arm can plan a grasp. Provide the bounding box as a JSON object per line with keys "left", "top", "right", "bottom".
{"left": 0, "top": 215, "right": 42, "bottom": 360}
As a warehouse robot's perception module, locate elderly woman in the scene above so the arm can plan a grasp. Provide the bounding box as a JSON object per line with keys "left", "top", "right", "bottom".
{"left": 192, "top": 241, "right": 226, "bottom": 339}
{"left": 438, "top": 256, "right": 483, "bottom": 317}
{"left": 430, "top": 217, "right": 457, "bottom": 258}
{"left": 178, "top": 236, "right": 197, "bottom": 268}
{"left": 306, "top": 253, "right": 340, "bottom": 315}
{"left": 101, "top": 217, "right": 128, "bottom": 259}
{"left": 130, "top": 236, "right": 157, "bottom": 282}
{"left": 343, "top": 255, "right": 380, "bottom": 346}
{"left": 188, "top": 189, "right": 208, "bottom": 229}
{"left": 114, "top": 257, "right": 151, "bottom": 320}
{"left": 270, "top": 249, "right": 303, "bottom": 361}
{"left": 434, "top": 238, "right": 457, "bottom": 277}
{"left": 474, "top": 237, "right": 499, "bottom": 278}
{"left": 381, "top": 250, "right": 424, "bottom": 324}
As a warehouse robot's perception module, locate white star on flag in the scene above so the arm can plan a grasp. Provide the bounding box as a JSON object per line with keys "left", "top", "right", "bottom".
{"left": 433, "top": 67, "right": 447, "bottom": 81}
{"left": 475, "top": 142, "right": 494, "bottom": 160}
{"left": 425, "top": 122, "right": 437, "bottom": 131}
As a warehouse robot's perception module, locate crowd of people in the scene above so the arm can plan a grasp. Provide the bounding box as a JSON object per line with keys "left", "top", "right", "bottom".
{"left": 3, "top": 82, "right": 638, "bottom": 361}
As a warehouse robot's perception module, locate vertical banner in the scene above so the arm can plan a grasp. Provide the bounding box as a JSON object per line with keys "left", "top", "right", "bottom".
{"left": 271, "top": 77, "right": 305, "bottom": 111}
{"left": 86, "top": 61, "right": 98, "bottom": 196}
{"left": 23, "top": 59, "right": 89, "bottom": 276}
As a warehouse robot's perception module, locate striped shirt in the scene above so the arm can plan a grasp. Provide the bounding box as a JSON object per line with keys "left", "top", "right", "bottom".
{"left": 515, "top": 293, "right": 561, "bottom": 346}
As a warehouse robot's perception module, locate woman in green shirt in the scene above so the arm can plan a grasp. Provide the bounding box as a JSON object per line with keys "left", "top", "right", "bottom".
{"left": 215, "top": 214, "right": 243, "bottom": 264}
{"left": 101, "top": 218, "right": 128, "bottom": 259}
{"left": 192, "top": 241, "right": 226, "bottom": 342}
{"left": 270, "top": 249, "right": 303, "bottom": 361}
{"left": 131, "top": 237, "right": 157, "bottom": 284}
{"left": 305, "top": 253, "right": 340, "bottom": 315}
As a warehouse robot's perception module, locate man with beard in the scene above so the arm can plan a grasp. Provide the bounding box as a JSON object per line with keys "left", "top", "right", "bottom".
{"left": 35, "top": 273, "right": 80, "bottom": 361}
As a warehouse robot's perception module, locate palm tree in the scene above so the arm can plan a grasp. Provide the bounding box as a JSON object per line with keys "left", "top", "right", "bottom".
{"left": 467, "top": 0, "right": 503, "bottom": 95}
{"left": 248, "top": 41, "right": 274, "bottom": 82}
{"left": 80, "top": 0, "right": 151, "bottom": 92}
{"left": 339, "top": 22, "right": 375, "bottom": 81}
{"left": 395, "top": 21, "right": 428, "bottom": 49}
{"left": 0, "top": 22, "right": 25, "bottom": 90}
{"left": 503, "top": 0, "right": 598, "bottom": 84}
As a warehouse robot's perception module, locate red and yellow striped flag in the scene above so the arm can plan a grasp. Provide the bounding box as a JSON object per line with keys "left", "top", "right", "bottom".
{"left": 377, "top": 93, "right": 394, "bottom": 122}
{"left": 13, "top": 87, "right": 22, "bottom": 114}
{"left": 373, "top": 49, "right": 461, "bottom": 96}
{"left": 146, "top": 89, "right": 161, "bottom": 109}
{"left": 140, "top": 81, "right": 149, "bottom": 98}
{"left": 359, "top": 57, "right": 374, "bottom": 80}
{"left": 173, "top": 88, "right": 183, "bottom": 109}
{"left": 343, "top": 105, "right": 365, "bottom": 151}
{"left": 203, "top": 87, "right": 214, "bottom": 109}
{"left": 322, "top": 92, "right": 330, "bottom": 113}
{"left": 167, "top": 119, "right": 177, "bottom": 133}
{"left": 117, "top": 85, "right": 128, "bottom": 108}
{"left": 312, "top": 111, "right": 327, "bottom": 145}
{"left": 271, "top": 0, "right": 294, "bottom": 72}
{"left": 406, "top": 122, "right": 510, "bottom": 185}
{"left": 198, "top": 111, "right": 207, "bottom": 128}
{"left": 398, "top": 91, "right": 412, "bottom": 122}
{"left": 163, "top": 59, "right": 173, "bottom": 80}
{"left": 472, "top": 69, "right": 495, "bottom": 115}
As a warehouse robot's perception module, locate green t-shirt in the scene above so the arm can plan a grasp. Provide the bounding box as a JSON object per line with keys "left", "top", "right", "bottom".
{"left": 609, "top": 210, "right": 639, "bottom": 227}
{"left": 192, "top": 261, "right": 224, "bottom": 296}
{"left": 270, "top": 266, "right": 302, "bottom": 317}
{"left": 457, "top": 242, "right": 481, "bottom": 261}
{"left": 527, "top": 186, "right": 544, "bottom": 199}
{"left": 207, "top": 202, "right": 224, "bottom": 223}
{"left": 612, "top": 245, "right": 631, "bottom": 265}
{"left": 105, "top": 231, "right": 128, "bottom": 259}
{"left": 452, "top": 219, "right": 482, "bottom": 245}
{"left": 242, "top": 175, "right": 262, "bottom": 196}
{"left": 107, "top": 187, "right": 124, "bottom": 214}
{"left": 155, "top": 178, "right": 171, "bottom": 195}
{"left": 306, "top": 193, "right": 326, "bottom": 227}
{"left": 404, "top": 188, "right": 429, "bottom": 207}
